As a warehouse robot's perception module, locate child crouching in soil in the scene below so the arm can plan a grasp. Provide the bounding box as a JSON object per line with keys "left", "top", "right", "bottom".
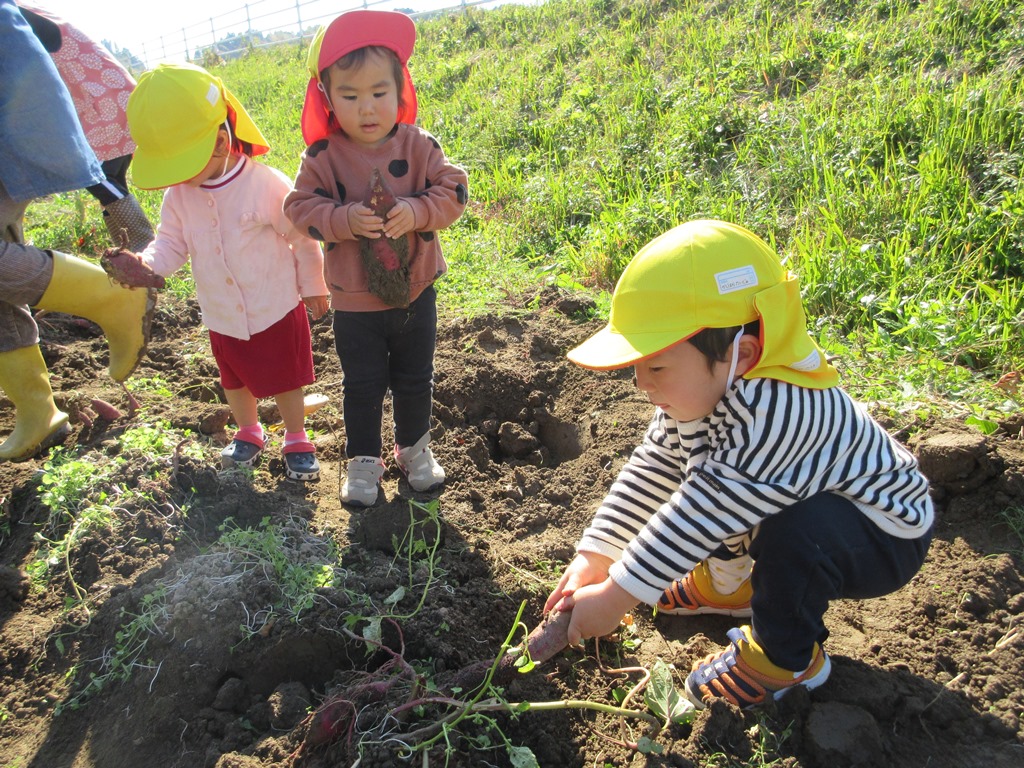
{"left": 126, "top": 63, "right": 330, "bottom": 481}
{"left": 545, "top": 219, "right": 934, "bottom": 709}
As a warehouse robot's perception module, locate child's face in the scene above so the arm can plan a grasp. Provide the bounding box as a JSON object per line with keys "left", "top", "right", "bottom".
{"left": 325, "top": 49, "right": 400, "bottom": 148}
{"left": 180, "top": 129, "right": 234, "bottom": 187}
{"left": 633, "top": 339, "right": 733, "bottom": 422}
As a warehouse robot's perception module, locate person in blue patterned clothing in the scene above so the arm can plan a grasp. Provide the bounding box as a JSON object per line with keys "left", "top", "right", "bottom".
{"left": 1, "top": 0, "right": 154, "bottom": 462}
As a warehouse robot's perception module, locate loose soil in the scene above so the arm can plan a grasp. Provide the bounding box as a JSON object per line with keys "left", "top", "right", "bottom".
{"left": 1, "top": 287, "right": 1023, "bottom": 768}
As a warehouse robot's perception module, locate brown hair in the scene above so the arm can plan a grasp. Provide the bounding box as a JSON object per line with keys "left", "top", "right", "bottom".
{"left": 688, "top": 321, "right": 761, "bottom": 371}
{"left": 320, "top": 46, "right": 406, "bottom": 111}
{"left": 223, "top": 108, "right": 255, "bottom": 157}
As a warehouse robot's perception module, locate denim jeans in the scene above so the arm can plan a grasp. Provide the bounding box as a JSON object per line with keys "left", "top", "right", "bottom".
{"left": 0, "top": 0, "right": 103, "bottom": 202}
{"left": 333, "top": 285, "right": 437, "bottom": 457}
{"left": 1, "top": 0, "right": 104, "bottom": 352}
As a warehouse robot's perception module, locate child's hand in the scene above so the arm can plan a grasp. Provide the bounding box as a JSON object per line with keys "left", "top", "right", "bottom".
{"left": 382, "top": 199, "right": 415, "bottom": 239}
{"left": 544, "top": 551, "right": 613, "bottom": 614}
{"left": 565, "top": 579, "right": 639, "bottom": 647}
{"left": 303, "top": 295, "right": 330, "bottom": 320}
{"left": 347, "top": 204, "right": 384, "bottom": 238}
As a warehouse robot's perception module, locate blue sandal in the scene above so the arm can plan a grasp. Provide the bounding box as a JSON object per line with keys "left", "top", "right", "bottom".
{"left": 283, "top": 442, "right": 320, "bottom": 481}
{"left": 220, "top": 438, "right": 264, "bottom": 469}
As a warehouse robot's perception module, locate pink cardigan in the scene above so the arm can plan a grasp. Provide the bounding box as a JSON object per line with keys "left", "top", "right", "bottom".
{"left": 142, "top": 157, "right": 328, "bottom": 340}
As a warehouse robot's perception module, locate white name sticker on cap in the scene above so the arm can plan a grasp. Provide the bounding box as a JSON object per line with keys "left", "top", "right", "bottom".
{"left": 206, "top": 83, "right": 219, "bottom": 106}
{"left": 715, "top": 266, "right": 758, "bottom": 294}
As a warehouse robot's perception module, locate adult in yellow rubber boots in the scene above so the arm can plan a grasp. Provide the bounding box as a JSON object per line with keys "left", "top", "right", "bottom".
{"left": 0, "top": 0, "right": 156, "bottom": 462}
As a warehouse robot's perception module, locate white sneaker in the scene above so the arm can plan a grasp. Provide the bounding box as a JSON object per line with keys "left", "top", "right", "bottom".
{"left": 341, "top": 456, "right": 384, "bottom": 507}
{"left": 394, "top": 432, "right": 445, "bottom": 492}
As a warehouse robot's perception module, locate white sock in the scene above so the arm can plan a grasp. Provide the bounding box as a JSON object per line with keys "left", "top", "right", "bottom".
{"left": 707, "top": 555, "right": 752, "bottom": 595}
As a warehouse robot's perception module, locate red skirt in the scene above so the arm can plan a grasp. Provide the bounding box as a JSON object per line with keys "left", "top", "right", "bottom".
{"left": 209, "top": 303, "right": 314, "bottom": 398}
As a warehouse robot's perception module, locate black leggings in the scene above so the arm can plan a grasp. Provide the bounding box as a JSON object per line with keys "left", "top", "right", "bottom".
{"left": 333, "top": 285, "right": 437, "bottom": 457}
{"left": 745, "top": 492, "right": 931, "bottom": 670}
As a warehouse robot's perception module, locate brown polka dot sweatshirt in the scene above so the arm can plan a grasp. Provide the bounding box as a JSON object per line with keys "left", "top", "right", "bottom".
{"left": 284, "top": 123, "right": 469, "bottom": 312}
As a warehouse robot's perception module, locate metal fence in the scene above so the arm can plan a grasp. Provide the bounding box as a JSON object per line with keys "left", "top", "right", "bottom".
{"left": 131, "top": 0, "right": 534, "bottom": 71}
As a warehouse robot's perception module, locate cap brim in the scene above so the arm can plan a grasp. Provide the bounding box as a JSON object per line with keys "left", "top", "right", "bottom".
{"left": 318, "top": 11, "right": 416, "bottom": 69}
{"left": 131, "top": 129, "right": 218, "bottom": 190}
{"left": 567, "top": 325, "right": 695, "bottom": 370}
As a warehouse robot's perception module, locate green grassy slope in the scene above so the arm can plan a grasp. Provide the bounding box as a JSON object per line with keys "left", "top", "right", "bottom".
{"left": 24, "top": 0, "right": 1024, "bottom": 418}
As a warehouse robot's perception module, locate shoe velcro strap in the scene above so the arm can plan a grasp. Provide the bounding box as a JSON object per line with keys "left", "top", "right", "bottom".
{"left": 283, "top": 441, "right": 316, "bottom": 454}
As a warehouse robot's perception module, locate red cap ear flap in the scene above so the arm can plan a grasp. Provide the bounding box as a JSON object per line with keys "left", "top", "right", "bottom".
{"left": 396, "top": 63, "right": 418, "bottom": 125}
{"left": 301, "top": 77, "right": 332, "bottom": 145}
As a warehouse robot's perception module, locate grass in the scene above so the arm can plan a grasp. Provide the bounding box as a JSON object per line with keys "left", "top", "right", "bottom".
{"left": 21, "top": 0, "right": 1024, "bottom": 423}
{"left": 997, "top": 505, "right": 1024, "bottom": 558}
{"left": 53, "top": 510, "right": 341, "bottom": 711}
{"left": 703, "top": 716, "right": 794, "bottom": 767}
{"left": 26, "top": 422, "right": 202, "bottom": 594}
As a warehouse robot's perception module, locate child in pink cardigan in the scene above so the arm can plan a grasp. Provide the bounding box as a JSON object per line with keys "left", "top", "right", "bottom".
{"left": 127, "top": 62, "right": 330, "bottom": 481}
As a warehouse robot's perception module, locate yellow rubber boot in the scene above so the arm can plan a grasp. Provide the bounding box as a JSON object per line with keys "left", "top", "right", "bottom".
{"left": 33, "top": 251, "right": 156, "bottom": 381}
{"left": 0, "top": 346, "right": 70, "bottom": 462}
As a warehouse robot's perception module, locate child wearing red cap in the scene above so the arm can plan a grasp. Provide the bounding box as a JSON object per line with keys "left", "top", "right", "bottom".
{"left": 126, "top": 63, "right": 330, "bottom": 482}
{"left": 284, "top": 10, "right": 469, "bottom": 507}
{"left": 545, "top": 220, "right": 934, "bottom": 710}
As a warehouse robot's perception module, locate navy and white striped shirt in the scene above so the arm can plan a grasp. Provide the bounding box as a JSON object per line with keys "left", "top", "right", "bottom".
{"left": 577, "top": 377, "right": 934, "bottom": 606}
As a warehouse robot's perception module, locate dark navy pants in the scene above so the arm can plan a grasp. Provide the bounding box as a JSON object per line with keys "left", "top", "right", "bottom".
{"left": 736, "top": 492, "right": 932, "bottom": 670}
{"left": 333, "top": 285, "right": 437, "bottom": 458}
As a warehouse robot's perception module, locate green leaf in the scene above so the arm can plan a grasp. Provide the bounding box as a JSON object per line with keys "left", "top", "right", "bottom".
{"left": 384, "top": 585, "right": 406, "bottom": 606}
{"left": 362, "top": 617, "right": 382, "bottom": 648}
{"left": 966, "top": 415, "right": 999, "bottom": 435}
{"left": 645, "top": 659, "right": 696, "bottom": 725}
{"left": 507, "top": 744, "right": 540, "bottom": 768}
{"left": 637, "top": 735, "right": 664, "bottom": 754}
{"left": 514, "top": 656, "right": 536, "bottom": 673}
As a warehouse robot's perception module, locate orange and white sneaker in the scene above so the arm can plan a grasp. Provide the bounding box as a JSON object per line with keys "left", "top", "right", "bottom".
{"left": 685, "top": 625, "right": 831, "bottom": 709}
{"left": 657, "top": 560, "right": 753, "bottom": 617}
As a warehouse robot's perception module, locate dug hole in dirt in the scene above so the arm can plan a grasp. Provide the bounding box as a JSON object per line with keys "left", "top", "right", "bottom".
{"left": 1, "top": 287, "right": 1023, "bottom": 767}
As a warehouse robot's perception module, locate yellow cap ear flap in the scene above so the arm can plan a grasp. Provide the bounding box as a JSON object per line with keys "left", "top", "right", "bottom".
{"left": 222, "top": 89, "right": 270, "bottom": 155}
{"left": 749, "top": 274, "right": 839, "bottom": 389}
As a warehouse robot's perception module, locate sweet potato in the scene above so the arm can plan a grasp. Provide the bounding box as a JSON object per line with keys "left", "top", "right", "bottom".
{"left": 304, "top": 699, "right": 355, "bottom": 749}
{"left": 446, "top": 608, "right": 572, "bottom": 693}
{"left": 303, "top": 677, "right": 400, "bottom": 749}
{"left": 358, "top": 168, "right": 411, "bottom": 308}
{"left": 520, "top": 607, "right": 573, "bottom": 664}
{"left": 90, "top": 398, "right": 123, "bottom": 421}
{"left": 100, "top": 248, "right": 166, "bottom": 289}
{"left": 303, "top": 393, "right": 329, "bottom": 416}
